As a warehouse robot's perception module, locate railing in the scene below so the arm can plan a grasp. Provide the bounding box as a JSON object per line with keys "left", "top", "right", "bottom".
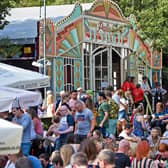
{"left": 144, "top": 94, "right": 153, "bottom": 115}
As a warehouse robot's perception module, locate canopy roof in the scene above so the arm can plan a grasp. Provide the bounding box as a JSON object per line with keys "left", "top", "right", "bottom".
{"left": 0, "top": 86, "right": 42, "bottom": 112}
{"left": 0, "top": 63, "right": 50, "bottom": 89}
{"left": 0, "top": 119, "right": 23, "bottom": 155}
{"left": 0, "top": 3, "right": 92, "bottom": 43}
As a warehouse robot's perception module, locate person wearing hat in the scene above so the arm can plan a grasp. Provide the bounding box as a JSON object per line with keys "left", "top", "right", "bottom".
{"left": 77, "top": 87, "right": 83, "bottom": 100}
{"left": 12, "top": 99, "right": 33, "bottom": 156}
{"left": 86, "top": 90, "right": 94, "bottom": 99}
{"left": 151, "top": 82, "right": 167, "bottom": 111}
{"left": 97, "top": 92, "right": 110, "bottom": 138}
{"left": 55, "top": 90, "right": 66, "bottom": 111}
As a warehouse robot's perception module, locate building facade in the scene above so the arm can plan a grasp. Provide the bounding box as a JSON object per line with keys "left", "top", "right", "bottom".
{"left": 39, "top": 0, "right": 162, "bottom": 95}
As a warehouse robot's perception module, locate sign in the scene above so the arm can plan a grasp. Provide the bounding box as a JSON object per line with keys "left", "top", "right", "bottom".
{"left": 101, "top": 81, "right": 108, "bottom": 88}
{"left": 24, "top": 47, "right": 32, "bottom": 54}
{"left": 84, "top": 18, "right": 129, "bottom": 47}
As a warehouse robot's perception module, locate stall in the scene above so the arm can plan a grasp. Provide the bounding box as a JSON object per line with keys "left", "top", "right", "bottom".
{"left": 0, "top": 86, "right": 42, "bottom": 112}
{"left": 0, "top": 119, "right": 23, "bottom": 155}
{"left": 0, "top": 63, "right": 50, "bottom": 90}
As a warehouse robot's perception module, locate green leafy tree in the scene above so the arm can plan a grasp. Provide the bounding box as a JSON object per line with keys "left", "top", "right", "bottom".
{"left": 10, "top": 0, "right": 168, "bottom": 86}
{"left": 115, "top": 0, "right": 168, "bottom": 87}
{"left": 0, "top": 0, "right": 19, "bottom": 29}
{"left": 0, "top": 38, "right": 22, "bottom": 59}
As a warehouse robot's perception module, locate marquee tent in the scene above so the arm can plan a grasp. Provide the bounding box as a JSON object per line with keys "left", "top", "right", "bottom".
{"left": 0, "top": 63, "right": 50, "bottom": 90}
{"left": 0, "top": 86, "right": 42, "bottom": 112}
{"left": 0, "top": 119, "right": 23, "bottom": 155}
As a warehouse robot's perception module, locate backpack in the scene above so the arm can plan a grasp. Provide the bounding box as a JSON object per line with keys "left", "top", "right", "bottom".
{"left": 108, "top": 99, "right": 119, "bottom": 119}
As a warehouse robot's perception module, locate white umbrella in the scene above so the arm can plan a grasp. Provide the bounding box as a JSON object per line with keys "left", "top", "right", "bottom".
{"left": 0, "top": 63, "right": 50, "bottom": 90}
{"left": 0, "top": 119, "right": 23, "bottom": 155}
{"left": 0, "top": 86, "right": 42, "bottom": 112}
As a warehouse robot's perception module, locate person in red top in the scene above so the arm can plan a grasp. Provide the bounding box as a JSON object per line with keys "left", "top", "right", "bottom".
{"left": 121, "top": 76, "right": 132, "bottom": 92}
{"left": 29, "top": 108, "right": 44, "bottom": 138}
{"left": 130, "top": 76, "right": 136, "bottom": 91}
{"left": 132, "top": 84, "right": 144, "bottom": 108}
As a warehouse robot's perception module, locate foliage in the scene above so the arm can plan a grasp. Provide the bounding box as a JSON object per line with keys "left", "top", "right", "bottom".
{"left": 0, "top": 38, "right": 22, "bottom": 59}
{"left": 13, "top": 0, "right": 168, "bottom": 54}
{"left": 0, "top": 0, "right": 19, "bottom": 29}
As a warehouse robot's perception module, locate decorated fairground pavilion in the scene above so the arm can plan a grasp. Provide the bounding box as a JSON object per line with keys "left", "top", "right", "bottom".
{"left": 39, "top": 0, "right": 162, "bottom": 96}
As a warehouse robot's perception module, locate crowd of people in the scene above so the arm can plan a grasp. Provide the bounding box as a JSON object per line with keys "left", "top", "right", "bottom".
{"left": 1, "top": 75, "right": 168, "bottom": 168}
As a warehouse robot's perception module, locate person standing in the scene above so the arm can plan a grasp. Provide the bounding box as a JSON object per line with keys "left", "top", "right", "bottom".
{"left": 121, "top": 76, "right": 132, "bottom": 92}
{"left": 141, "top": 76, "right": 152, "bottom": 112}
{"left": 97, "top": 92, "right": 110, "bottom": 138}
{"left": 152, "top": 82, "right": 167, "bottom": 111}
{"left": 53, "top": 105, "right": 74, "bottom": 150}
{"left": 69, "top": 90, "right": 78, "bottom": 115}
{"left": 12, "top": 99, "right": 32, "bottom": 156}
{"left": 105, "top": 91, "right": 119, "bottom": 136}
{"left": 141, "top": 76, "right": 151, "bottom": 95}
{"left": 132, "top": 84, "right": 144, "bottom": 108}
{"left": 74, "top": 100, "right": 95, "bottom": 143}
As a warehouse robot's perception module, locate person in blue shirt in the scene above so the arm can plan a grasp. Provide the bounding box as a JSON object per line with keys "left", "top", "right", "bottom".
{"left": 12, "top": 99, "right": 32, "bottom": 156}
{"left": 52, "top": 105, "right": 74, "bottom": 150}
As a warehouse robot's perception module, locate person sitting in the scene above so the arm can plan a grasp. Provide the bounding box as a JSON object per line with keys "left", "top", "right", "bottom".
{"left": 70, "top": 152, "right": 88, "bottom": 168}
{"left": 92, "top": 129, "right": 104, "bottom": 142}
{"left": 60, "top": 144, "right": 75, "bottom": 168}
{"left": 156, "top": 143, "right": 168, "bottom": 167}
{"left": 119, "top": 123, "right": 139, "bottom": 142}
{"left": 131, "top": 140, "right": 159, "bottom": 168}
{"left": 133, "top": 104, "right": 147, "bottom": 138}
{"left": 114, "top": 139, "right": 131, "bottom": 168}
{"left": 66, "top": 133, "right": 80, "bottom": 153}
{"left": 15, "top": 157, "right": 33, "bottom": 168}
{"left": 147, "top": 127, "right": 160, "bottom": 157}
{"left": 39, "top": 153, "right": 53, "bottom": 168}
{"left": 78, "top": 139, "right": 98, "bottom": 167}
{"left": 151, "top": 102, "right": 167, "bottom": 134}
{"left": 160, "top": 124, "right": 168, "bottom": 145}
{"left": 96, "top": 149, "right": 115, "bottom": 168}
{"left": 45, "top": 115, "right": 60, "bottom": 150}
{"left": 50, "top": 151, "right": 63, "bottom": 168}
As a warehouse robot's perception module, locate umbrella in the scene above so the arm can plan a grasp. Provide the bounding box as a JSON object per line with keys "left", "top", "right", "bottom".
{"left": 0, "top": 86, "right": 42, "bottom": 112}
{"left": 0, "top": 63, "right": 50, "bottom": 90}
{"left": 0, "top": 119, "right": 23, "bottom": 155}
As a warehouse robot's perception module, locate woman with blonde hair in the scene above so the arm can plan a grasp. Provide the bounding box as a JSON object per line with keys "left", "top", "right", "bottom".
{"left": 60, "top": 144, "right": 74, "bottom": 168}
{"left": 133, "top": 104, "right": 147, "bottom": 138}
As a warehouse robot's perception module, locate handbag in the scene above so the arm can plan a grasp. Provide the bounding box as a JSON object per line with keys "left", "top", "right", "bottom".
{"left": 30, "top": 120, "right": 37, "bottom": 140}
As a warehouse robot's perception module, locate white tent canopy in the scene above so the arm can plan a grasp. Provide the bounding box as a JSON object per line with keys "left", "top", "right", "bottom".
{"left": 0, "top": 86, "right": 42, "bottom": 112}
{"left": 0, "top": 63, "right": 50, "bottom": 90}
{"left": 0, "top": 119, "right": 23, "bottom": 155}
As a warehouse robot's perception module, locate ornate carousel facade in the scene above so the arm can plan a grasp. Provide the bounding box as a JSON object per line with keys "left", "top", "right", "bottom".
{"left": 39, "top": 0, "right": 162, "bottom": 95}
